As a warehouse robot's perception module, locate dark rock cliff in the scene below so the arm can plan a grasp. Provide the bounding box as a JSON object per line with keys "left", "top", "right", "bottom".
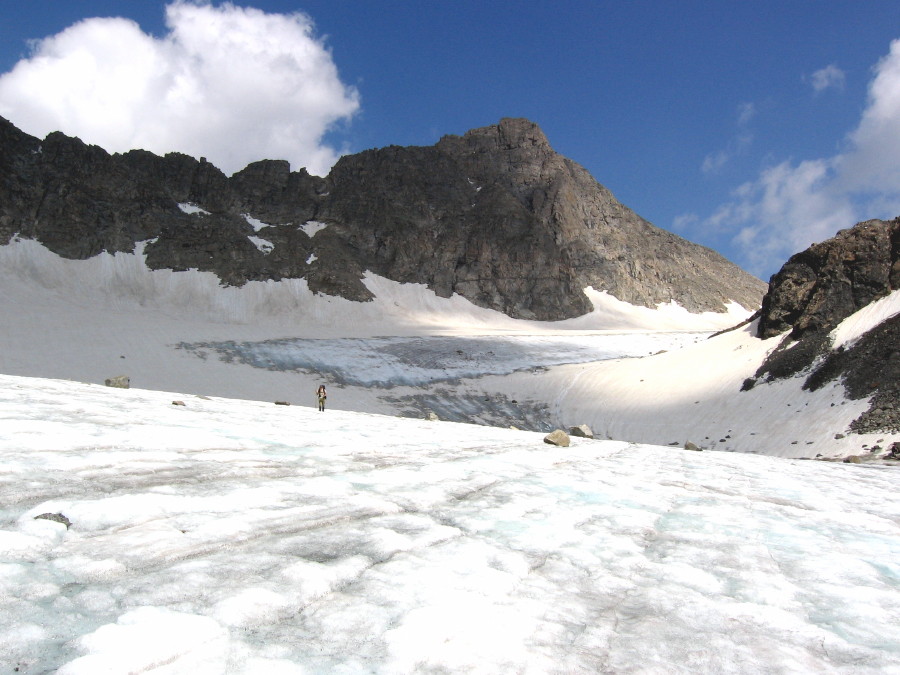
{"left": 0, "top": 115, "right": 765, "bottom": 320}
{"left": 748, "top": 217, "right": 900, "bottom": 434}
{"left": 757, "top": 218, "right": 900, "bottom": 339}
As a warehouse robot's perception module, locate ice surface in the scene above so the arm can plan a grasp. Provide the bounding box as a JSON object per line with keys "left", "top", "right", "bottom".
{"left": 177, "top": 333, "right": 708, "bottom": 387}
{"left": 0, "top": 373, "right": 898, "bottom": 673}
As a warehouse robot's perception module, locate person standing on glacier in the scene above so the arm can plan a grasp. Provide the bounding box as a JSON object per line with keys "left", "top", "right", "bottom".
{"left": 316, "top": 384, "right": 327, "bottom": 412}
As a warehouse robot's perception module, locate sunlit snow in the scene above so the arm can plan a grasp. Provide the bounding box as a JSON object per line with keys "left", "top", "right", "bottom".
{"left": 242, "top": 214, "right": 269, "bottom": 233}
{"left": 178, "top": 203, "right": 211, "bottom": 216}
{"left": 2, "top": 233, "right": 900, "bottom": 672}
{"left": 248, "top": 236, "right": 274, "bottom": 255}
{"left": 0, "top": 239, "right": 897, "bottom": 457}
{"left": 1, "top": 374, "right": 898, "bottom": 673}
{"left": 299, "top": 221, "right": 328, "bottom": 237}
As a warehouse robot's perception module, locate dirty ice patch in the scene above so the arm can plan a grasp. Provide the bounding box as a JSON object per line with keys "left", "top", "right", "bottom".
{"left": 176, "top": 333, "right": 709, "bottom": 387}
{"left": 299, "top": 220, "right": 328, "bottom": 237}
{"left": 178, "top": 203, "right": 210, "bottom": 216}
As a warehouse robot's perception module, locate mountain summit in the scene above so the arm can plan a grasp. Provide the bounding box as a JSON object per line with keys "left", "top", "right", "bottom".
{"left": 0, "top": 116, "right": 764, "bottom": 319}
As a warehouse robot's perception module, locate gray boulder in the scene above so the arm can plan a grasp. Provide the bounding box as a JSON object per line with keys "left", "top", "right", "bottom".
{"left": 569, "top": 424, "right": 594, "bottom": 439}
{"left": 104, "top": 375, "right": 130, "bottom": 388}
{"left": 34, "top": 512, "right": 71, "bottom": 529}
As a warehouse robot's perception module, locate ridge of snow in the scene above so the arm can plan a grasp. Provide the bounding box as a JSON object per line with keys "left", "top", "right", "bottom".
{"left": 831, "top": 289, "right": 900, "bottom": 349}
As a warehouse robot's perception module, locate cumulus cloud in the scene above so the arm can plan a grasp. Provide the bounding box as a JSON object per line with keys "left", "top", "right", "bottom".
{"left": 683, "top": 39, "right": 900, "bottom": 278}
{"left": 0, "top": 1, "right": 360, "bottom": 176}
{"left": 810, "top": 64, "right": 846, "bottom": 93}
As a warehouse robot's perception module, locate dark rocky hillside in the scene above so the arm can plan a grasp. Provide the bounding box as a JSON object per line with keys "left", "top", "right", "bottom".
{"left": 0, "top": 115, "right": 765, "bottom": 320}
{"left": 747, "top": 217, "right": 900, "bottom": 434}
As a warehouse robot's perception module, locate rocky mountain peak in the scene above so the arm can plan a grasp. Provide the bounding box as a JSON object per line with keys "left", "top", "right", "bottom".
{"left": 0, "top": 115, "right": 766, "bottom": 321}
{"left": 444, "top": 117, "right": 552, "bottom": 153}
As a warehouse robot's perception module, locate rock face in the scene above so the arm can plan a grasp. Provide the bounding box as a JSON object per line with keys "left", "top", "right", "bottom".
{"left": 749, "top": 217, "right": 900, "bottom": 434}
{"left": 0, "top": 115, "right": 765, "bottom": 320}
{"left": 757, "top": 218, "right": 900, "bottom": 339}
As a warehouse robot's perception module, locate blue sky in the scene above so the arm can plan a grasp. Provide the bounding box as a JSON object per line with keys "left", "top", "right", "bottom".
{"left": 1, "top": 1, "right": 898, "bottom": 279}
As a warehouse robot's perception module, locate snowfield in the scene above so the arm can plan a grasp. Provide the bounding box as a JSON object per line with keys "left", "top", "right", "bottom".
{"left": 1, "top": 239, "right": 897, "bottom": 458}
{"left": 2, "top": 239, "right": 900, "bottom": 672}
{"left": 1, "top": 373, "right": 899, "bottom": 673}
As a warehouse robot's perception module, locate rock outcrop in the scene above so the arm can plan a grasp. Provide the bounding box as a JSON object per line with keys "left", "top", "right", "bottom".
{"left": 0, "top": 115, "right": 766, "bottom": 320}
{"left": 748, "top": 217, "right": 900, "bottom": 434}
{"left": 757, "top": 218, "right": 900, "bottom": 339}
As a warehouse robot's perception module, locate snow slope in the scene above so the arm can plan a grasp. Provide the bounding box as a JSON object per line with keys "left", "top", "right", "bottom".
{"left": 483, "top": 299, "right": 900, "bottom": 457}
{"left": 0, "top": 239, "right": 745, "bottom": 416}
{"left": 1, "top": 373, "right": 898, "bottom": 673}
{"left": 2, "top": 239, "right": 897, "bottom": 457}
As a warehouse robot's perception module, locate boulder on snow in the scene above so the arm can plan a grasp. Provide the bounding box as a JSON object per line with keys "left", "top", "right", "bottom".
{"left": 569, "top": 424, "right": 593, "bottom": 439}
{"left": 34, "top": 513, "right": 71, "bottom": 529}
{"left": 544, "top": 429, "right": 570, "bottom": 447}
{"left": 426, "top": 411, "right": 440, "bottom": 421}
{"left": 843, "top": 455, "right": 862, "bottom": 464}
{"left": 104, "top": 375, "right": 130, "bottom": 389}
{"left": 683, "top": 442, "right": 702, "bottom": 451}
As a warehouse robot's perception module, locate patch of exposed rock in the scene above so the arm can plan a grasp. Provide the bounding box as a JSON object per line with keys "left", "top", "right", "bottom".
{"left": 747, "top": 217, "right": 900, "bottom": 435}
{"left": 0, "top": 115, "right": 764, "bottom": 320}
{"left": 757, "top": 217, "right": 900, "bottom": 339}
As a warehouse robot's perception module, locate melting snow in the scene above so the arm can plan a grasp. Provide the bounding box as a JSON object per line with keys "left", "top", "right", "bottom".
{"left": 178, "top": 203, "right": 211, "bottom": 216}
{"left": 249, "top": 236, "right": 274, "bottom": 255}
{"left": 242, "top": 214, "right": 269, "bottom": 232}
{"left": 0, "top": 374, "right": 898, "bottom": 673}
{"left": 299, "top": 221, "right": 328, "bottom": 237}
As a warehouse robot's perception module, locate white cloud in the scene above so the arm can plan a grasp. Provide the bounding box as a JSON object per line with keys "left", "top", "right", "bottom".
{"left": 810, "top": 64, "right": 846, "bottom": 93}
{"left": 0, "top": 1, "right": 360, "bottom": 176}
{"left": 736, "top": 101, "right": 756, "bottom": 126}
{"left": 684, "top": 40, "right": 900, "bottom": 278}
{"left": 700, "top": 103, "right": 754, "bottom": 175}
{"left": 701, "top": 149, "right": 729, "bottom": 174}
